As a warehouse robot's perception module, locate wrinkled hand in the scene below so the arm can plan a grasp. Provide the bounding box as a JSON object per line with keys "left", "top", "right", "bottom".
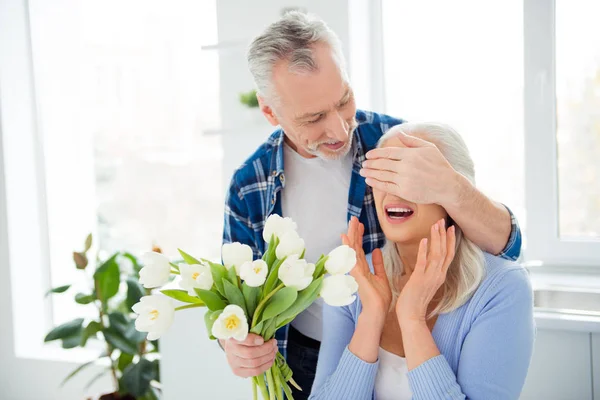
{"left": 220, "top": 334, "right": 278, "bottom": 378}
{"left": 361, "top": 132, "right": 459, "bottom": 206}
{"left": 396, "top": 219, "right": 456, "bottom": 326}
{"left": 342, "top": 216, "right": 392, "bottom": 321}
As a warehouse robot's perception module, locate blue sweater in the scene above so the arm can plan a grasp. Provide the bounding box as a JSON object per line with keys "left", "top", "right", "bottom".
{"left": 310, "top": 253, "right": 535, "bottom": 400}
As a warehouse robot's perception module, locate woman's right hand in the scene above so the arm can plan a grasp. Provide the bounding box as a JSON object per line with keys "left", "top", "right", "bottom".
{"left": 342, "top": 216, "right": 392, "bottom": 323}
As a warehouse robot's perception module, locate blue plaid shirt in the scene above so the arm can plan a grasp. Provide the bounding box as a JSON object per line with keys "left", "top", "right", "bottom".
{"left": 222, "top": 109, "right": 522, "bottom": 358}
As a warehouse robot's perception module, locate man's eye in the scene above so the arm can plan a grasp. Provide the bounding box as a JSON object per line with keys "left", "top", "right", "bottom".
{"left": 308, "top": 115, "right": 323, "bottom": 124}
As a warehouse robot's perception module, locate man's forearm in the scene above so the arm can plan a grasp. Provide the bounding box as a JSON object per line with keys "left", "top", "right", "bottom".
{"left": 443, "top": 172, "right": 512, "bottom": 255}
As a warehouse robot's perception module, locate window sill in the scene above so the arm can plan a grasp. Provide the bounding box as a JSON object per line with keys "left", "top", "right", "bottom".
{"left": 17, "top": 341, "right": 106, "bottom": 365}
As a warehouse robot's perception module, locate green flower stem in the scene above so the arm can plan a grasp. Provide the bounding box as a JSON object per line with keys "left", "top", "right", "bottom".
{"left": 252, "top": 376, "right": 258, "bottom": 400}
{"left": 174, "top": 303, "right": 205, "bottom": 311}
{"left": 251, "top": 283, "right": 285, "bottom": 328}
{"left": 256, "top": 374, "right": 270, "bottom": 399}
{"left": 266, "top": 368, "right": 277, "bottom": 400}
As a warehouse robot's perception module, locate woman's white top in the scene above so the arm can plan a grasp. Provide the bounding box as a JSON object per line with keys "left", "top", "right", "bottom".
{"left": 374, "top": 347, "right": 413, "bottom": 400}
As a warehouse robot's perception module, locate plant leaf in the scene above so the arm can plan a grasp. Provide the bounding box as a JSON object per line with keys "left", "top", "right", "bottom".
{"left": 45, "top": 284, "right": 71, "bottom": 297}
{"left": 223, "top": 279, "right": 247, "bottom": 316}
{"left": 118, "top": 352, "right": 134, "bottom": 372}
{"left": 84, "top": 233, "right": 93, "bottom": 252}
{"left": 177, "top": 248, "right": 201, "bottom": 265}
{"left": 62, "top": 333, "right": 84, "bottom": 349}
{"left": 60, "top": 354, "right": 108, "bottom": 387}
{"left": 160, "top": 289, "right": 203, "bottom": 304}
{"left": 260, "top": 287, "right": 298, "bottom": 323}
{"left": 276, "top": 276, "right": 324, "bottom": 326}
{"left": 84, "top": 368, "right": 110, "bottom": 390}
{"left": 108, "top": 313, "right": 146, "bottom": 344}
{"left": 103, "top": 328, "right": 139, "bottom": 354}
{"left": 123, "top": 252, "right": 142, "bottom": 274}
{"left": 94, "top": 254, "right": 120, "bottom": 302}
{"left": 75, "top": 293, "right": 96, "bottom": 305}
{"left": 126, "top": 277, "right": 145, "bottom": 310}
{"left": 194, "top": 288, "right": 227, "bottom": 311}
{"left": 226, "top": 266, "right": 239, "bottom": 288}
{"left": 312, "top": 255, "right": 328, "bottom": 279}
{"left": 44, "top": 318, "right": 84, "bottom": 342}
{"left": 262, "top": 256, "right": 286, "bottom": 296}
{"left": 242, "top": 283, "right": 260, "bottom": 320}
{"left": 81, "top": 320, "right": 103, "bottom": 347}
{"left": 204, "top": 309, "right": 222, "bottom": 339}
{"left": 249, "top": 321, "right": 264, "bottom": 335}
{"left": 121, "top": 358, "right": 155, "bottom": 397}
{"left": 208, "top": 262, "right": 227, "bottom": 296}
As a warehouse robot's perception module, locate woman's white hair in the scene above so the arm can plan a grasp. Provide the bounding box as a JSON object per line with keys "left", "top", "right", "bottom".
{"left": 247, "top": 11, "right": 348, "bottom": 102}
{"left": 378, "top": 123, "right": 485, "bottom": 316}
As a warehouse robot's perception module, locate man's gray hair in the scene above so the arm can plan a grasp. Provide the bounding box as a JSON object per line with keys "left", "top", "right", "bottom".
{"left": 247, "top": 11, "right": 347, "bottom": 101}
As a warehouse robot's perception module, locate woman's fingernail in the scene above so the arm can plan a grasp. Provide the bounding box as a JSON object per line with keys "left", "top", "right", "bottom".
{"left": 441, "top": 219, "right": 445, "bottom": 228}
{"left": 434, "top": 223, "right": 439, "bottom": 231}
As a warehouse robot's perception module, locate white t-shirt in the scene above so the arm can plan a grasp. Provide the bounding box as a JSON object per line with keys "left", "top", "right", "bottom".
{"left": 375, "top": 347, "right": 413, "bottom": 400}
{"left": 281, "top": 142, "right": 353, "bottom": 341}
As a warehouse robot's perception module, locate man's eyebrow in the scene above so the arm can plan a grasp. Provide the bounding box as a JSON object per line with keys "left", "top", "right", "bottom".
{"left": 336, "top": 88, "right": 351, "bottom": 106}
{"left": 296, "top": 110, "right": 326, "bottom": 120}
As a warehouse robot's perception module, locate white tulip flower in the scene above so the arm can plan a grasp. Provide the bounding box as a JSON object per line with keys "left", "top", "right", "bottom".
{"left": 320, "top": 275, "right": 359, "bottom": 307}
{"left": 262, "top": 214, "right": 297, "bottom": 243}
{"left": 278, "top": 254, "right": 315, "bottom": 291}
{"left": 239, "top": 260, "right": 269, "bottom": 287}
{"left": 325, "top": 245, "right": 357, "bottom": 275}
{"left": 275, "top": 230, "right": 305, "bottom": 260}
{"left": 211, "top": 305, "right": 249, "bottom": 341}
{"left": 179, "top": 262, "right": 214, "bottom": 296}
{"left": 222, "top": 242, "right": 253, "bottom": 275}
{"left": 139, "top": 251, "right": 171, "bottom": 288}
{"left": 132, "top": 295, "right": 175, "bottom": 340}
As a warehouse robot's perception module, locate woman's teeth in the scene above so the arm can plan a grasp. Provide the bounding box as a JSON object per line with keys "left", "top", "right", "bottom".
{"left": 386, "top": 207, "right": 414, "bottom": 219}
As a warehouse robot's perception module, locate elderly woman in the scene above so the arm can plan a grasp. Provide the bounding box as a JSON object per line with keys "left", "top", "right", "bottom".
{"left": 309, "top": 123, "right": 535, "bottom": 400}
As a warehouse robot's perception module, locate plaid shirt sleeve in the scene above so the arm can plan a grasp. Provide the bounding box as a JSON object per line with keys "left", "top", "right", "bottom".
{"left": 497, "top": 206, "right": 522, "bottom": 261}
{"left": 222, "top": 176, "right": 261, "bottom": 258}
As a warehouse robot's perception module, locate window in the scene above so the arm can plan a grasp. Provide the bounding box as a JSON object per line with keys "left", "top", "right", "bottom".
{"left": 381, "top": 0, "right": 525, "bottom": 231}
{"left": 555, "top": 0, "right": 600, "bottom": 239}
{"left": 524, "top": 0, "right": 600, "bottom": 266}
{"left": 381, "top": 0, "right": 600, "bottom": 265}
{"left": 26, "top": 0, "right": 223, "bottom": 331}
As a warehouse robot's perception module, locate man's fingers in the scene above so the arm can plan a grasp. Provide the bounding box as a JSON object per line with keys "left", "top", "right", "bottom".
{"left": 360, "top": 168, "right": 398, "bottom": 185}
{"left": 236, "top": 345, "right": 278, "bottom": 369}
{"left": 365, "top": 146, "right": 409, "bottom": 161}
{"left": 396, "top": 133, "right": 435, "bottom": 149}
{"left": 365, "top": 177, "right": 399, "bottom": 197}
{"left": 236, "top": 333, "right": 264, "bottom": 347}
{"left": 236, "top": 357, "right": 276, "bottom": 378}
{"left": 361, "top": 158, "right": 401, "bottom": 173}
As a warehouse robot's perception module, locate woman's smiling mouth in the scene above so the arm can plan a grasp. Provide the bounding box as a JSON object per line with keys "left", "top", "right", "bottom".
{"left": 385, "top": 204, "right": 415, "bottom": 224}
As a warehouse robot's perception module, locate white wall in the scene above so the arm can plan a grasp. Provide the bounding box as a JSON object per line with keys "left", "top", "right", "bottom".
{"left": 160, "top": 1, "right": 350, "bottom": 399}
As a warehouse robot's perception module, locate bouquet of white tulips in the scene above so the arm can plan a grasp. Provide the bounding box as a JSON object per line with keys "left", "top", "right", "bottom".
{"left": 132, "top": 214, "right": 359, "bottom": 399}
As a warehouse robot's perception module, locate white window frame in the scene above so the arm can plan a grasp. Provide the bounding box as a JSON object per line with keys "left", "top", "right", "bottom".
{"left": 524, "top": 0, "right": 600, "bottom": 267}
{"left": 370, "top": 0, "right": 600, "bottom": 267}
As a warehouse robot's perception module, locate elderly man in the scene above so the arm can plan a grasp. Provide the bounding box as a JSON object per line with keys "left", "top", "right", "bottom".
{"left": 220, "top": 12, "right": 521, "bottom": 399}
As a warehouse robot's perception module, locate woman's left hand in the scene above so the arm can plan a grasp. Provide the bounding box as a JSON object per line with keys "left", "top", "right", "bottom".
{"left": 396, "top": 219, "right": 456, "bottom": 327}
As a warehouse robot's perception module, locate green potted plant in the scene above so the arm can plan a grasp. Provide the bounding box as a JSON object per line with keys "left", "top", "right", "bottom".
{"left": 239, "top": 89, "right": 259, "bottom": 108}
{"left": 45, "top": 235, "right": 160, "bottom": 399}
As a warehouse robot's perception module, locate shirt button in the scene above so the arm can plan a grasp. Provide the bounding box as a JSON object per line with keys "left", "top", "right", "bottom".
{"left": 272, "top": 170, "right": 277, "bottom": 176}
{"left": 279, "top": 174, "right": 285, "bottom": 184}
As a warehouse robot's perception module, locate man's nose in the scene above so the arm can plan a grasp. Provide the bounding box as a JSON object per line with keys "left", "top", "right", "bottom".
{"left": 325, "top": 112, "right": 349, "bottom": 141}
